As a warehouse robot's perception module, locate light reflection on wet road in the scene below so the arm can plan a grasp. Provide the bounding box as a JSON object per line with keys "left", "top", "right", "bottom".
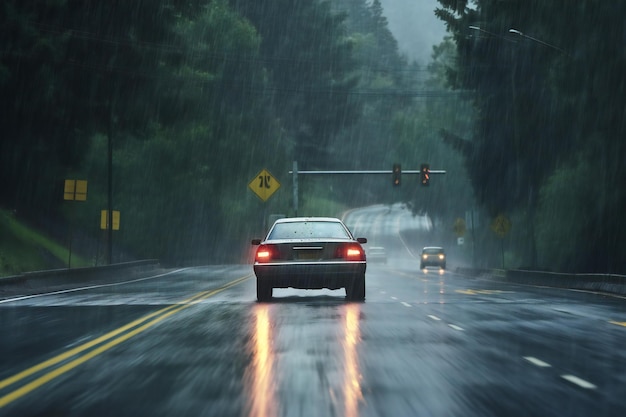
{"left": 245, "top": 301, "right": 363, "bottom": 417}
{"left": 246, "top": 304, "right": 277, "bottom": 417}
{"left": 1, "top": 202, "right": 626, "bottom": 417}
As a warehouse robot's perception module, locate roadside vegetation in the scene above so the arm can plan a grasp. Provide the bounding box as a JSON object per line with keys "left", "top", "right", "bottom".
{"left": 0, "top": 209, "right": 90, "bottom": 277}
{"left": 1, "top": 1, "right": 622, "bottom": 273}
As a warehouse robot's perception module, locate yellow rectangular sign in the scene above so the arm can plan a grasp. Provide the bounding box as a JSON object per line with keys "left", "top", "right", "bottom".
{"left": 64, "top": 179, "right": 88, "bottom": 201}
{"left": 74, "top": 180, "right": 87, "bottom": 201}
{"left": 100, "top": 210, "right": 120, "bottom": 230}
{"left": 63, "top": 180, "right": 74, "bottom": 200}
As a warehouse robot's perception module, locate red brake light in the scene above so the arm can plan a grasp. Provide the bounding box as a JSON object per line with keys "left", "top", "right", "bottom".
{"left": 256, "top": 245, "right": 273, "bottom": 262}
{"left": 336, "top": 244, "right": 365, "bottom": 261}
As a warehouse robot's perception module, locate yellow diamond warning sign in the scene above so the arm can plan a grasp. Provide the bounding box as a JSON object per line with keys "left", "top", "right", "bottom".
{"left": 491, "top": 214, "right": 511, "bottom": 238}
{"left": 249, "top": 169, "right": 280, "bottom": 202}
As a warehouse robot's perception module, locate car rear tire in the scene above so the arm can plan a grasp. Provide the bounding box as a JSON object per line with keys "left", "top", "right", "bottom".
{"left": 346, "top": 275, "right": 365, "bottom": 301}
{"left": 257, "top": 280, "right": 272, "bottom": 302}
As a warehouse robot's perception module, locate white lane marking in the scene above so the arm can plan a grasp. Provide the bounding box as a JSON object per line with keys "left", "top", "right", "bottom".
{"left": 523, "top": 356, "right": 552, "bottom": 367}
{"left": 428, "top": 315, "right": 441, "bottom": 321}
{"left": 401, "top": 302, "right": 411, "bottom": 307}
{"left": 561, "top": 375, "right": 597, "bottom": 390}
{"left": 448, "top": 324, "right": 464, "bottom": 331}
{"left": 391, "top": 296, "right": 398, "bottom": 300}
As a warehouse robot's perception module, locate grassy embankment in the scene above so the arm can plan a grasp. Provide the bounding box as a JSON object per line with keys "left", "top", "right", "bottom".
{"left": 0, "top": 192, "right": 346, "bottom": 277}
{"left": 0, "top": 209, "right": 90, "bottom": 277}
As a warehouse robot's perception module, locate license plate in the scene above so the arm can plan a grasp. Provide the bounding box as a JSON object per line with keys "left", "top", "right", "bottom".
{"left": 297, "top": 251, "right": 320, "bottom": 260}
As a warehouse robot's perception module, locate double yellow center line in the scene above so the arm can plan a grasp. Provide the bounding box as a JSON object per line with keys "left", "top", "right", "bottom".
{"left": 0, "top": 274, "right": 251, "bottom": 408}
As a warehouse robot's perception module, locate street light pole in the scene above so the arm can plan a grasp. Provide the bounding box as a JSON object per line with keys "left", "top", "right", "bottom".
{"left": 468, "top": 26, "right": 517, "bottom": 43}
{"left": 107, "top": 121, "right": 113, "bottom": 265}
{"left": 508, "top": 28, "right": 568, "bottom": 55}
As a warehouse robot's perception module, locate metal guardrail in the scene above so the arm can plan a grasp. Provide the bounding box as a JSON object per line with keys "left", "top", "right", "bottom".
{"left": 457, "top": 267, "right": 626, "bottom": 296}
{"left": 0, "top": 260, "right": 161, "bottom": 288}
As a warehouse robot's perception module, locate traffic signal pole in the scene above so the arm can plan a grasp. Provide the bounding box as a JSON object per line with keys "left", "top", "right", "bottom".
{"left": 292, "top": 161, "right": 299, "bottom": 216}
{"left": 289, "top": 161, "right": 446, "bottom": 214}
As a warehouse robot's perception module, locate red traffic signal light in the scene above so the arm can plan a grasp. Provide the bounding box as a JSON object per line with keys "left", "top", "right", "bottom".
{"left": 420, "top": 163, "right": 430, "bottom": 186}
{"left": 392, "top": 163, "right": 401, "bottom": 186}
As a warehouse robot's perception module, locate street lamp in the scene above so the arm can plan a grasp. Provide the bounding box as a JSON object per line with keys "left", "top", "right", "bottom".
{"left": 509, "top": 28, "right": 568, "bottom": 55}
{"left": 469, "top": 26, "right": 517, "bottom": 42}
{"left": 468, "top": 25, "right": 486, "bottom": 33}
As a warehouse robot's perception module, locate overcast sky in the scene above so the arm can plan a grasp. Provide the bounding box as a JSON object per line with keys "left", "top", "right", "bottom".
{"left": 378, "top": 0, "right": 448, "bottom": 65}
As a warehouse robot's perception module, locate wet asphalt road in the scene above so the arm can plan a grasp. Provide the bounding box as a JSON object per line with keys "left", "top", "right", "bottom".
{"left": 1, "top": 262, "right": 626, "bottom": 416}
{"left": 1, "top": 206, "right": 626, "bottom": 416}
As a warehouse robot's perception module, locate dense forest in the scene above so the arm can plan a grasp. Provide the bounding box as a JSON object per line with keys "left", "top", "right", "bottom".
{"left": 435, "top": 0, "right": 626, "bottom": 272}
{"left": 0, "top": 0, "right": 623, "bottom": 273}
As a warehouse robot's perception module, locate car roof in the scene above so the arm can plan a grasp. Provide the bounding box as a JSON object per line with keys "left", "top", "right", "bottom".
{"left": 265, "top": 216, "right": 353, "bottom": 241}
{"left": 422, "top": 246, "right": 444, "bottom": 251}
{"left": 273, "top": 217, "right": 343, "bottom": 224}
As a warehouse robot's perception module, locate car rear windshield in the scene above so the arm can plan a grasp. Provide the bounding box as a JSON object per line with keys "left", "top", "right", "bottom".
{"left": 268, "top": 221, "right": 351, "bottom": 240}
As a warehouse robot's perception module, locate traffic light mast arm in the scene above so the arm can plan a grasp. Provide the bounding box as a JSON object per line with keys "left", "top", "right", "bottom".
{"left": 289, "top": 161, "right": 446, "bottom": 216}
{"left": 288, "top": 170, "right": 434, "bottom": 174}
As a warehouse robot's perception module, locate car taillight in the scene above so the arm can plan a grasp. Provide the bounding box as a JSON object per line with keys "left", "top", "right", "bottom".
{"left": 255, "top": 245, "right": 273, "bottom": 263}
{"left": 336, "top": 244, "right": 365, "bottom": 261}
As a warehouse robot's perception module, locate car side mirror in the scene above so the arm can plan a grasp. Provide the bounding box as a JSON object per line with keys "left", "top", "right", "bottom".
{"left": 251, "top": 239, "right": 261, "bottom": 245}
{"left": 357, "top": 237, "right": 367, "bottom": 244}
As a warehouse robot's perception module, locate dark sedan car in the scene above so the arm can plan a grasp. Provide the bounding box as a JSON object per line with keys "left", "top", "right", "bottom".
{"left": 251, "top": 217, "right": 367, "bottom": 301}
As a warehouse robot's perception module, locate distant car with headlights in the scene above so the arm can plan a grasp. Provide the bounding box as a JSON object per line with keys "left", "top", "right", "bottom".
{"left": 420, "top": 246, "right": 446, "bottom": 269}
{"left": 251, "top": 217, "right": 367, "bottom": 301}
{"left": 367, "top": 246, "right": 387, "bottom": 264}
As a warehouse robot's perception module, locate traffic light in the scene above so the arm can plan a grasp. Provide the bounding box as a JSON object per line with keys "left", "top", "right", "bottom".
{"left": 392, "top": 163, "right": 401, "bottom": 186}
{"left": 420, "top": 163, "right": 430, "bottom": 186}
